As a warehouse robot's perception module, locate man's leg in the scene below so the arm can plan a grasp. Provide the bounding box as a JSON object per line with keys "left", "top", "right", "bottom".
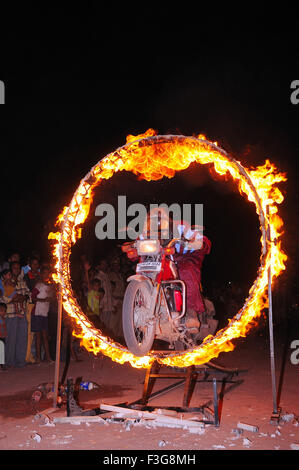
{"left": 177, "top": 260, "right": 205, "bottom": 313}
{"left": 15, "top": 316, "right": 28, "bottom": 367}
{"left": 176, "top": 258, "right": 205, "bottom": 330}
{"left": 41, "top": 329, "right": 52, "bottom": 362}
{"left": 35, "top": 331, "right": 42, "bottom": 363}
{"left": 26, "top": 304, "right": 35, "bottom": 363}
{"left": 5, "top": 317, "right": 17, "bottom": 367}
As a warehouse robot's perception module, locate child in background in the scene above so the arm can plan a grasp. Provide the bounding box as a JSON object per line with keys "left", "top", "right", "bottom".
{"left": 87, "top": 279, "right": 104, "bottom": 329}
{"left": 0, "top": 302, "right": 7, "bottom": 370}
{"left": 31, "top": 266, "right": 53, "bottom": 363}
{"left": 24, "top": 257, "right": 41, "bottom": 364}
{"left": 0, "top": 270, "right": 24, "bottom": 316}
{"left": 0, "top": 269, "right": 17, "bottom": 301}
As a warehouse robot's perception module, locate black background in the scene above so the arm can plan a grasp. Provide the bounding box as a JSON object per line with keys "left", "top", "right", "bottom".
{"left": 1, "top": 4, "right": 298, "bottom": 289}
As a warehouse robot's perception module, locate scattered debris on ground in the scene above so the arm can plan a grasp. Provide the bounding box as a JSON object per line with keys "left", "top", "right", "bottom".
{"left": 31, "top": 432, "right": 42, "bottom": 443}
{"left": 99, "top": 403, "right": 206, "bottom": 434}
{"left": 1, "top": 333, "right": 299, "bottom": 450}
{"left": 242, "top": 437, "right": 252, "bottom": 447}
{"left": 237, "top": 422, "right": 259, "bottom": 433}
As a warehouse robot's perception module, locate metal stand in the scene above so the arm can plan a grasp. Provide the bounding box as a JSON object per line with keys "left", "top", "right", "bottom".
{"left": 66, "top": 377, "right": 97, "bottom": 417}
{"left": 124, "top": 355, "right": 244, "bottom": 426}
{"left": 267, "top": 206, "right": 281, "bottom": 424}
{"left": 63, "top": 354, "right": 244, "bottom": 426}
{"left": 53, "top": 281, "right": 63, "bottom": 408}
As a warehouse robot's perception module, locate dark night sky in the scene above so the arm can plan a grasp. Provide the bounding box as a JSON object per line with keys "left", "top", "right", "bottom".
{"left": 1, "top": 5, "right": 298, "bottom": 287}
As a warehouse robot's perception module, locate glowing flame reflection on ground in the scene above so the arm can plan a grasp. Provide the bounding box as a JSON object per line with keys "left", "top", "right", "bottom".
{"left": 48, "top": 130, "right": 287, "bottom": 369}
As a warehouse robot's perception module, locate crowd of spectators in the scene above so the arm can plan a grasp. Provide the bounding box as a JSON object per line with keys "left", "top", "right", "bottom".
{"left": 0, "top": 247, "right": 135, "bottom": 371}
{"left": 2, "top": 245, "right": 287, "bottom": 372}
{"left": 72, "top": 249, "right": 135, "bottom": 344}
{"left": 0, "top": 251, "right": 60, "bottom": 371}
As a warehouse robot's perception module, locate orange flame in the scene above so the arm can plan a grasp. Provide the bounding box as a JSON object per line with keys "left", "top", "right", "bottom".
{"left": 126, "top": 128, "right": 158, "bottom": 144}
{"left": 48, "top": 132, "right": 287, "bottom": 369}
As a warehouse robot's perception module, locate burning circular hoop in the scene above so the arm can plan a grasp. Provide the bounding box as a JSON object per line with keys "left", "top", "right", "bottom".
{"left": 49, "top": 132, "right": 287, "bottom": 369}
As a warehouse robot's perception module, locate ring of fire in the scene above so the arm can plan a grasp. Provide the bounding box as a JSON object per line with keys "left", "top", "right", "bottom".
{"left": 49, "top": 130, "right": 287, "bottom": 369}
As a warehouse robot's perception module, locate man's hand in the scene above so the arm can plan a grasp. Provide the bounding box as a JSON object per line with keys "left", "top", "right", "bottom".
{"left": 83, "top": 261, "right": 91, "bottom": 272}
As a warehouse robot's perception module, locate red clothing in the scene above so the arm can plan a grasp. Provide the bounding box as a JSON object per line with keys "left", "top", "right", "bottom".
{"left": 24, "top": 270, "right": 41, "bottom": 292}
{"left": 174, "top": 236, "right": 211, "bottom": 315}
{"left": 0, "top": 317, "right": 7, "bottom": 338}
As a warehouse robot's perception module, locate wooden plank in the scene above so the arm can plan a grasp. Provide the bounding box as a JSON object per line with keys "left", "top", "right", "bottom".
{"left": 53, "top": 415, "right": 106, "bottom": 424}
{"left": 99, "top": 403, "right": 204, "bottom": 428}
{"left": 40, "top": 407, "right": 57, "bottom": 415}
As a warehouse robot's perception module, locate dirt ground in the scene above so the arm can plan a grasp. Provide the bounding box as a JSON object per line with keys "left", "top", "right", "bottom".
{"left": 0, "top": 322, "right": 298, "bottom": 455}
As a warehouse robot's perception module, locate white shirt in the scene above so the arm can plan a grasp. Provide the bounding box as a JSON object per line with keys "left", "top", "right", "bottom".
{"left": 34, "top": 282, "right": 51, "bottom": 317}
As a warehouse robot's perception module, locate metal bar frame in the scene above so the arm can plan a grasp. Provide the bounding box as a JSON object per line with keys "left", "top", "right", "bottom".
{"left": 266, "top": 206, "right": 279, "bottom": 420}
{"left": 138, "top": 357, "right": 240, "bottom": 426}
{"left": 53, "top": 238, "right": 64, "bottom": 408}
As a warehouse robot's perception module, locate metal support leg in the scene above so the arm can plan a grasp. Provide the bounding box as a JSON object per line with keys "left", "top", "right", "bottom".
{"left": 183, "top": 366, "right": 196, "bottom": 407}
{"left": 53, "top": 282, "right": 63, "bottom": 408}
{"left": 266, "top": 206, "right": 280, "bottom": 424}
{"left": 213, "top": 378, "right": 220, "bottom": 427}
{"left": 142, "top": 362, "right": 160, "bottom": 405}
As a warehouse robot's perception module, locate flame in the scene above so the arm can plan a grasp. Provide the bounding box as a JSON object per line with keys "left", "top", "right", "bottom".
{"left": 126, "top": 128, "right": 157, "bottom": 144}
{"left": 48, "top": 132, "right": 287, "bottom": 369}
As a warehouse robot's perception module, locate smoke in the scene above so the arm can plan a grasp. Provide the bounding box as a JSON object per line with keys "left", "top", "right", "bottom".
{"left": 177, "top": 162, "right": 239, "bottom": 195}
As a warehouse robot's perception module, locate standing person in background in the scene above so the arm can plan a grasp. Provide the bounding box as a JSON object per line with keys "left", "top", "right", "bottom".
{"left": 80, "top": 255, "right": 94, "bottom": 300}
{"left": 8, "top": 252, "right": 21, "bottom": 264}
{"left": 0, "top": 269, "right": 17, "bottom": 302}
{"left": 107, "top": 257, "right": 125, "bottom": 341}
{"left": 24, "top": 256, "right": 41, "bottom": 364}
{"left": 21, "top": 252, "right": 40, "bottom": 277}
{"left": 87, "top": 280, "right": 105, "bottom": 329}
{"left": 108, "top": 257, "right": 126, "bottom": 298}
{"left": 0, "top": 253, "right": 9, "bottom": 273}
{"left": 24, "top": 256, "right": 41, "bottom": 291}
{"left": 3, "top": 261, "right": 30, "bottom": 368}
{"left": 8, "top": 253, "right": 23, "bottom": 277}
{"left": 31, "top": 266, "right": 53, "bottom": 363}
{"left": 0, "top": 302, "right": 7, "bottom": 370}
{"left": 93, "top": 259, "right": 114, "bottom": 333}
{"left": 48, "top": 279, "right": 59, "bottom": 361}
{"left": 22, "top": 256, "right": 31, "bottom": 277}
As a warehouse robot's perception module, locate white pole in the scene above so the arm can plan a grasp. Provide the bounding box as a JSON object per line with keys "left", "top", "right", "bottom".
{"left": 53, "top": 242, "right": 63, "bottom": 408}
{"left": 266, "top": 206, "right": 278, "bottom": 417}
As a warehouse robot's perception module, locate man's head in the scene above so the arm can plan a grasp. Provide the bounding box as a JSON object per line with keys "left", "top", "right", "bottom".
{"left": 96, "top": 259, "right": 107, "bottom": 272}
{"left": 111, "top": 257, "right": 120, "bottom": 271}
{"left": 1, "top": 269, "right": 11, "bottom": 282}
{"left": 9, "top": 252, "right": 20, "bottom": 263}
{"left": 40, "top": 266, "right": 50, "bottom": 282}
{"left": 10, "top": 261, "right": 21, "bottom": 278}
{"left": 92, "top": 279, "right": 101, "bottom": 291}
{"left": 29, "top": 256, "right": 40, "bottom": 273}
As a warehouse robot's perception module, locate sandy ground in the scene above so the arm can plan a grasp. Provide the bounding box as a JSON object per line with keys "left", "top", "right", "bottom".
{"left": 0, "top": 323, "right": 298, "bottom": 456}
